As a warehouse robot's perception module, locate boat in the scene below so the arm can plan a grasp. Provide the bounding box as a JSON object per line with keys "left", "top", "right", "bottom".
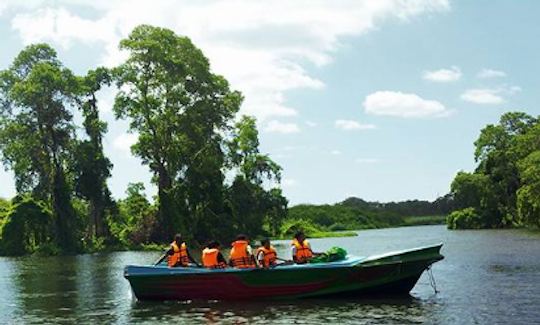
{"left": 124, "top": 243, "right": 444, "bottom": 301}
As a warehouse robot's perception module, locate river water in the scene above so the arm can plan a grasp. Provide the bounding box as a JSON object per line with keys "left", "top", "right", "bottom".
{"left": 0, "top": 225, "right": 539, "bottom": 324}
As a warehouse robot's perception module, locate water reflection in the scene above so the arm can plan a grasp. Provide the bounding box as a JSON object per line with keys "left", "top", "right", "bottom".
{"left": 128, "top": 296, "right": 433, "bottom": 324}
{"left": 13, "top": 256, "right": 80, "bottom": 322}
{"left": 1, "top": 226, "right": 539, "bottom": 324}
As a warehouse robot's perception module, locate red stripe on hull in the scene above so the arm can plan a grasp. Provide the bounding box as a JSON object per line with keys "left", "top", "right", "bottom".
{"left": 133, "top": 274, "right": 331, "bottom": 300}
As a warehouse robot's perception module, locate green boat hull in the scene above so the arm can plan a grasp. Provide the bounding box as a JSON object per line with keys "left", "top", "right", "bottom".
{"left": 124, "top": 243, "right": 444, "bottom": 300}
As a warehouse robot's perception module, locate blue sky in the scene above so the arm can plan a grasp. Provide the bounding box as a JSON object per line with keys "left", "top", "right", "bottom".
{"left": 0, "top": 1, "right": 539, "bottom": 205}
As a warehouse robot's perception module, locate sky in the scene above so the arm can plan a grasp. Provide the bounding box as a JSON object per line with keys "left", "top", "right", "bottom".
{"left": 0, "top": 0, "right": 539, "bottom": 205}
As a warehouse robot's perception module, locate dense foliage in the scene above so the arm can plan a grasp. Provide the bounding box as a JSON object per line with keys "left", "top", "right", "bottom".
{"left": 0, "top": 25, "right": 287, "bottom": 255}
{"left": 0, "top": 196, "right": 53, "bottom": 256}
{"left": 448, "top": 112, "right": 540, "bottom": 229}
{"left": 286, "top": 196, "right": 450, "bottom": 237}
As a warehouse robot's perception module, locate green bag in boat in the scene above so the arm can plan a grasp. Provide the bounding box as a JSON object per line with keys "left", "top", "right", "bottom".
{"left": 309, "top": 246, "right": 348, "bottom": 263}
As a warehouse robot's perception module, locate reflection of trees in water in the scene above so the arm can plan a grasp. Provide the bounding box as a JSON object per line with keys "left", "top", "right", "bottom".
{"left": 127, "top": 296, "right": 432, "bottom": 323}
{"left": 12, "top": 254, "right": 122, "bottom": 323}
{"left": 74, "top": 254, "right": 118, "bottom": 322}
{"left": 13, "top": 255, "right": 79, "bottom": 322}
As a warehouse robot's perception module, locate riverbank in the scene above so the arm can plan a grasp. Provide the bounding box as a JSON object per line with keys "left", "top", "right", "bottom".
{"left": 403, "top": 215, "right": 447, "bottom": 226}
{"left": 1, "top": 213, "right": 446, "bottom": 256}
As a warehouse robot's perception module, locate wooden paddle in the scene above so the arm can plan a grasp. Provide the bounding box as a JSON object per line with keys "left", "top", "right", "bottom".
{"left": 276, "top": 257, "right": 292, "bottom": 263}
{"left": 271, "top": 257, "right": 294, "bottom": 267}
{"left": 154, "top": 252, "right": 168, "bottom": 266}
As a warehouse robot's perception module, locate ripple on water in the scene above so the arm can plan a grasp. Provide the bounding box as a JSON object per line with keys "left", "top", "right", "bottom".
{"left": 0, "top": 225, "right": 539, "bottom": 324}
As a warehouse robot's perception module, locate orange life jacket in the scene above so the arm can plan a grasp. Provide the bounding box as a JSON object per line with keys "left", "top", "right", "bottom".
{"left": 292, "top": 238, "right": 313, "bottom": 264}
{"left": 257, "top": 246, "right": 277, "bottom": 267}
{"left": 229, "top": 240, "right": 256, "bottom": 268}
{"left": 168, "top": 242, "right": 189, "bottom": 267}
{"left": 202, "top": 248, "right": 227, "bottom": 269}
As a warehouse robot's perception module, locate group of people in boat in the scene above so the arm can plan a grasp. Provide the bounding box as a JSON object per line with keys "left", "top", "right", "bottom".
{"left": 165, "top": 231, "right": 316, "bottom": 269}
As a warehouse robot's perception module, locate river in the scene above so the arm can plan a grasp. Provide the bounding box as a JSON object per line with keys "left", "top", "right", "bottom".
{"left": 0, "top": 225, "right": 539, "bottom": 324}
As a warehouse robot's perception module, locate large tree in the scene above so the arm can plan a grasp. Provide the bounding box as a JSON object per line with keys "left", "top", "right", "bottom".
{"left": 474, "top": 112, "right": 537, "bottom": 222}
{"left": 0, "top": 44, "right": 78, "bottom": 251}
{"left": 114, "top": 25, "right": 242, "bottom": 242}
{"left": 448, "top": 111, "right": 540, "bottom": 229}
{"left": 226, "top": 116, "right": 287, "bottom": 237}
{"left": 73, "top": 67, "right": 114, "bottom": 239}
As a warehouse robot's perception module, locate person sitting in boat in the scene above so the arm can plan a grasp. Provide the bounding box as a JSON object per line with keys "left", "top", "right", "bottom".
{"left": 256, "top": 238, "right": 278, "bottom": 268}
{"left": 202, "top": 241, "right": 228, "bottom": 269}
{"left": 229, "top": 234, "right": 257, "bottom": 268}
{"left": 291, "top": 231, "right": 314, "bottom": 264}
{"left": 167, "top": 233, "right": 200, "bottom": 267}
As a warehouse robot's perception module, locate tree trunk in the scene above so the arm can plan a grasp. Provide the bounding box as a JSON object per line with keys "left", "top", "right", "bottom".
{"left": 51, "top": 165, "right": 76, "bottom": 252}
{"left": 154, "top": 164, "right": 174, "bottom": 242}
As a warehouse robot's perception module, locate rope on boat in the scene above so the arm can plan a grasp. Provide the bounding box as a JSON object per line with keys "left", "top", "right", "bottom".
{"left": 427, "top": 266, "right": 439, "bottom": 294}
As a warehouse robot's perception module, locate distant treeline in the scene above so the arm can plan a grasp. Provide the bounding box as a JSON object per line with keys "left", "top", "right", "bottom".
{"left": 283, "top": 196, "right": 452, "bottom": 236}
{"left": 0, "top": 25, "right": 287, "bottom": 256}
{"left": 447, "top": 112, "right": 540, "bottom": 230}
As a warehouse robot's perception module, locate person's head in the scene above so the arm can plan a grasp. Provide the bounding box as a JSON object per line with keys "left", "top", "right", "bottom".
{"left": 294, "top": 231, "right": 305, "bottom": 242}
{"left": 261, "top": 238, "right": 271, "bottom": 249}
{"left": 174, "top": 233, "right": 182, "bottom": 244}
{"left": 207, "top": 240, "right": 220, "bottom": 249}
{"left": 236, "top": 234, "right": 248, "bottom": 242}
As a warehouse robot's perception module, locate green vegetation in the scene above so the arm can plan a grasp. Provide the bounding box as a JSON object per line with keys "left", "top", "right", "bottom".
{"left": 0, "top": 25, "right": 287, "bottom": 256}
{"left": 5, "top": 25, "right": 531, "bottom": 255}
{"left": 448, "top": 112, "right": 540, "bottom": 230}
{"left": 0, "top": 196, "right": 53, "bottom": 256}
{"left": 282, "top": 197, "right": 450, "bottom": 237}
{"left": 403, "top": 215, "right": 447, "bottom": 226}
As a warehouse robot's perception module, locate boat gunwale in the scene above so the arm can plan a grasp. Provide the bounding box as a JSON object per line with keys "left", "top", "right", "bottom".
{"left": 124, "top": 243, "right": 444, "bottom": 278}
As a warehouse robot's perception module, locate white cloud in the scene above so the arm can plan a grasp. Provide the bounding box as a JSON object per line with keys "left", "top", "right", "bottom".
{"left": 335, "top": 119, "right": 376, "bottom": 130}
{"left": 113, "top": 133, "right": 138, "bottom": 152}
{"left": 363, "top": 91, "right": 448, "bottom": 118}
{"left": 305, "top": 121, "right": 318, "bottom": 127}
{"left": 355, "top": 158, "right": 378, "bottom": 164}
{"left": 461, "top": 89, "right": 503, "bottom": 104}
{"left": 264, "top": 120, "right": 300, "bottom": 134}
{"left": 423, "top": 66, "right": 461, "bottom": 82}
{"left": 11, "top": 7, "right": 115, "bottom": 49}
{"left": 330, "top": 150, "right": 342, "bottom": 155}
{"left": 7, "top": 0, "right": 449, "bottom": 121}
{"left": 282, "top": 178, "right": 298, "bottom": 187}
{"left": 461, "top": 85, "right": 521, "bottom": 105}
{"left": 477, "top": 68, "right": 506, "bottom": 79}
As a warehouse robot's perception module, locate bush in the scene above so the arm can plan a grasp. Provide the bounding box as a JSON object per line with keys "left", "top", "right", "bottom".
{"left": 0, "top": 196, "right": 53, "bottom": 256}
{"left": 279, "top": 219, "right": 323, "bottom": 238}
{"left": 34, "top": 242, "right": 61, "bottom": 256}
{"left": 447, "top": 207, "right": 484, "bottom": 229}
{"left": 328, "top": 223, "right": 348, "bottom": 231}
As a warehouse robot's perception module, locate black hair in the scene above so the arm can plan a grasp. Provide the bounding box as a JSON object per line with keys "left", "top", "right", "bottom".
{"left": 174, "top": 233, "right": 182, "bottom": 243}
{"left": 236, "top": 234, "right": 248, "bottom": 241}
{"left": 260, "top": 238, "right": 270, "bottom": 246}
{"left": 294, "top": 231, "right": 305, "bottom": 240}
{"left": 207, "top": 240, "right": 220, "bottom": 249}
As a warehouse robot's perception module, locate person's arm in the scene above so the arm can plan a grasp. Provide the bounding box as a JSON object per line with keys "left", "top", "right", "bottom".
{"left": 291, "top": 246, "right": 298, "bottom": 263}
{"left": 255, "top": 250, "right": 264, "bottom": 268}
{"left": 247, "top": 245, "right": 257, "bottom": 266}
{"left": 307, "top": 242, "right": 323, "bottom": 256}
{"left": 307, "top": 242, "right": 315, "bottom": 254}
{"left": 217, "top": 252, "right": 227, "bottom": 267}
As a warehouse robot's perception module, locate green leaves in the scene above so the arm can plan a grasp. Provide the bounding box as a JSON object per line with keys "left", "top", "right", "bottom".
{"left": 114, "top": 25, "right": 246, "bottom": 241}
{"left": 450, "top": 111, "right": 540, "bottom": 229}
{"left": 1, "top": 26, "right": 289, "bottom": 251}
